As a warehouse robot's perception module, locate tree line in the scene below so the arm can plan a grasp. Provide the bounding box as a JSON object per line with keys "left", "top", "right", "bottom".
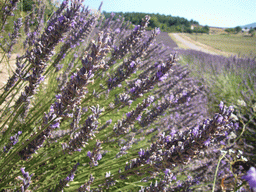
{"left": 103, "top": 11, "right": 209, "bottom": 33}
{"left": 225, "top": 26, "right": 256, "bottom": 36}
{"left": 7, "top": 0, "right": 209, "bottom": 34}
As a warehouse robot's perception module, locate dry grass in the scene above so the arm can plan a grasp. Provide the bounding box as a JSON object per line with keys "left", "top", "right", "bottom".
{"left": 169, "top": 33, "right": 232, "bottom": 57}
{"left": 209, "top": 27, "right": 226, "bottom": 35}
{"left": 184, "top": 33, "right": 256, "bottom": 57}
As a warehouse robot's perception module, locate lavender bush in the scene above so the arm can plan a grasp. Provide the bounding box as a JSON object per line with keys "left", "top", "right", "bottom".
{"left": 180, "top": 49, "right": 256, "bottom": 165}
{"left": 0, "top": 1, "right": 254, "bottom": 191}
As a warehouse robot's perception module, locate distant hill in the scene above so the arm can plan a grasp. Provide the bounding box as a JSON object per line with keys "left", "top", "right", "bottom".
{"left": 240, "top": 22, "right": 256, "bottom": 29}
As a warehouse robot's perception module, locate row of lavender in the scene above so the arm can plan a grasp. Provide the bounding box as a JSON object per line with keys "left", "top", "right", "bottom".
{"left": 179, "top": 49, "right": 256, "bottom": 161}
{"left": 179, "top": 49, "right": 256, "bottom": 190}
{"left": 0, "top": 0, "right": 254, "bottom": 191}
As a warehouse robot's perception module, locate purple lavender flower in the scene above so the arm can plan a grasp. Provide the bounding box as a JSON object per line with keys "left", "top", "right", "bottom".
{"left": 106, "top": 119, "right": 112, "bottom": 124}
{"left": 219, "top": 101, "right": 224, "bottom": 112}
{"left": 86, "top": 140, "right": 103, "bottom": 167}
{"left": 134, "top": 25, "right": 140, "bottom": 31}
{"left": 130, "top": 61, "right": 135, "bottom": 68}
{"left": 241, "top": 167, "right": 256, "bottom": 190}
{"left": 53, "top": 162, "right": 79, "bottom": 191}
{"left": 136, "top": 114, "right": 142, "bottom": 121}
{"left": 97, "top": 154, "right": 102, "bottom": 161}
{"left": 234, "top": 122, "right": 239, "bottom": 130}
{"left": 164, "top": 168, "right": 170, "bottom": 176}
{"left": 192, "top": 126, "right": 199, "bottom": 136}
{"left": 105, "top": 171, "right": 111, "bottom": 178}
{"left": 128, "top": 100, "right": 133, "bottom": 105}
{"left": 203, "top": 138, "right": 211, "bottom": 147}
{"left": 130, "top": 87, "right": 136, "bottom": 93}
{"left": 19, "top": 32, "right": 110, "bottom": 160}
{"left": 3, "top": 131, "right": 22, "bottom": 153}
{"left": 170, "top": 129, "right": 176, "bottom": 137}
{"left": 155, "top": 27, "right": 161, "bottom": 35}
{"left": 114, "top": 28, "right": 120, "bottom": 33}
{"left": 87, "top": 151, "right": 92, "bottom": 158}
{"left": 50, "top": 121, "right": 60, "bottom": 129}
{"left": 165, "top": 136, "right": 170, "bottom": 143}
{"left": 15, "top": 0, "right": 83, "bottom": 117}
{"left": 138, "top": 149, "right": 145, "bottom": 157}
{"left": 220, "top": 140, "right": 226, "bottom": 145}
{"left": 159, "top": 73, "right": 168, "bottom": 81}
{"left": 126, "top": 112, "right": 132, "bottom": 118}
{"left": 148, "top": 96, "right": 154, "bottom": 104}
{"left": 156, "top": 71, "right": 163, "bottom": 78}
{"left": 18, "top": 167, "right": 33, "bottom": 192}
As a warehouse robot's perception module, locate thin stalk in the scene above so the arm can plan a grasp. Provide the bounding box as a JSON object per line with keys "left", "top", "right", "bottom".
{"left": 212, "top": 151, "right": 227, "bottom": 192}
{"left": 0, "top": 115, "right": 58, "bottom": 179}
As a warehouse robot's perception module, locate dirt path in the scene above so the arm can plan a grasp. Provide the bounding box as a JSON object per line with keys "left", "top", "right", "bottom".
{"left": 170, "top": 33, "right": 231, "bottom": 56}
{"left": 0, "top": 53, "right": 17, "bottom": 90}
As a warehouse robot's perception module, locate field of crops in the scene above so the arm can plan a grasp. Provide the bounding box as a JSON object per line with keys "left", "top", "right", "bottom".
{"left": 184, "top": 33, "right": 256, "bottom": 57}
{"left": 0, "top": 1, "right": 255, "bottom": 191}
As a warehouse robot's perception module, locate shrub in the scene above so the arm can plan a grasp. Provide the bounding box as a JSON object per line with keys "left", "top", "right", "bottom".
{"left": 0, "top": 1, "right": 254, "bottom": 191}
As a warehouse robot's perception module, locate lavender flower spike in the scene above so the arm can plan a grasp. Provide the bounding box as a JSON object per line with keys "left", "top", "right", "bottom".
{"left": 78, "top": 174, "right": 95, "bottom": 192}
{"left": 50, "top": 163, "right": 79, "bottom": 191}
{"left": 126, "top": 102, "right": 237, "bottom": 171}
{"left": 3, "top": 131, "right": 22, "bottom": 153}
{"left": 18, "top": 32, "right": 110, "bottom": 160}
{"left": 17, "top": 167, "right": 34, "bottom": 192}
{"left": 15, "top": 0, "right": 83, "bottom": 114}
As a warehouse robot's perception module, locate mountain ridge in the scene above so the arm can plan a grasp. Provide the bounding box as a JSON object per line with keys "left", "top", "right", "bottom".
{"left": 240, "top": 22, "right": 256, "bottom": 29}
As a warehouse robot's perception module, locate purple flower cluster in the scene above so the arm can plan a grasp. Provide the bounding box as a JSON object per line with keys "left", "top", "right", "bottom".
{"left": 1, "top": 0, "right": 19, "bottom": 26}
{"left": 129, "top": 54, "right": 176, "bottom": 100}
{"left": 17, "top": 167, "right": 34, "bottom": 192}
{"left": 107, "top": 27, "right": 160, "bottom": 89}
{"left": 68, "top": 105, "right": 104, "bottom": 151}
{"left": 18, "top": 31, "right": 110, "bottom": 160}
{"left": 2, "top": 17, "right": 22, "bottom": 58}
{"left": 53, "top": 7, "right": 100, "bottom": 69}
{"left": 1, "top": 1, "right": 254, "bottom": 191}
{"left": 87, "top": 140, "right": 103, "bottom": 167}
{"left": 107, "top": 15, "right": 150, "bottom": 66}
{"left": 241, "top": 167, "right": 256, "bottom": 190}
{"left": 50, "top": 162, "right": 79, "bottom": 191}
{"left": 78, "top": 174, "right": 95, "bottom": 192}
{"left": 126, "top": 102, "right": 236, "bottom": 172}
{"left": 13, "top": 0, "right": 83, "bottom": 115}
{"left": 3, "top": 131, "right": 22, "bottom": 153}
{"left": 113, "top": 96, "right": 155, "bottom": 135}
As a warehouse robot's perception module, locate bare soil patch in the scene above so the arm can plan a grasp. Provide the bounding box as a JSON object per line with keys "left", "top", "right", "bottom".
{"left": 0, "top": 53, "right": 18, "bottom": 90}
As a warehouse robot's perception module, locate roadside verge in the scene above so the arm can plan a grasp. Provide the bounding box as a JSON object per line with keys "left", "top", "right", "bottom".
{"left": 169, "top": 33, "right": 232, "bottom": 57}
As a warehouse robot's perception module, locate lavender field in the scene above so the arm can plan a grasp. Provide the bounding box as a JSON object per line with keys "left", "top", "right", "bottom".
{"left": 0, "top": 0, "right": 255, "bottom": 191}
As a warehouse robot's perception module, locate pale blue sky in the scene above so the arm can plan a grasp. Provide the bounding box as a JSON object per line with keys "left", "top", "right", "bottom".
{"left": 82, "top": 0, "right": 256, "bottom": 28}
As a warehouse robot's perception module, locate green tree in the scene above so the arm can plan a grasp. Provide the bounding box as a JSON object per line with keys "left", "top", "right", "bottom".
{"left": 225, "top": 28, "right": 234, "bottom": 34}
{"left": 103, "top": 11, "right": 199, "bottom": 33}
{"left": 202, "top": 25, "right": 209, "bottom": 34}
{"left": 234, "top": 26, "right": 242, "bottom": 34}
{"left": 249, "top": 28, "right": 255, "bottom": 37}
{"left": 148, "top": 16, "right": 160, "bottom": 29}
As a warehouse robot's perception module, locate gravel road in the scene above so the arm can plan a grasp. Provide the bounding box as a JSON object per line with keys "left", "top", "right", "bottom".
{"left": 172, "top": 33, "right": 218, "bottom": 55}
